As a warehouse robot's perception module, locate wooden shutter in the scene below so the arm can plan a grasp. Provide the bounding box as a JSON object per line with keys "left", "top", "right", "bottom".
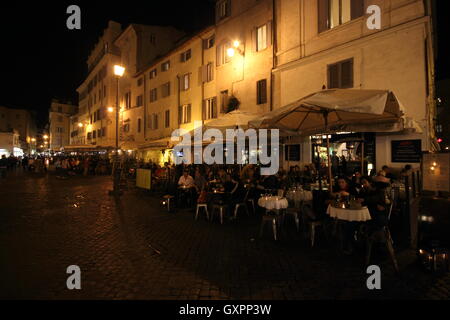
{"left": 217, "top": 44, "right": 223, "bottom": 66}
{"left": 178, "top": 106, "right": 182, "bottom": 124}
{"left": 187, "top": 104, "right": 192, "bottom": 123}
{"left": 202, "top": 100, "right": 206, "bottom": 120}
{"left": 251, "top": 27, "right": 257, "bottom": 52}
{"left": 351, "top": 0, "right": 365, "bottom": 20}
{"left": 266, "top": 21, "right": 273, "bottom": 47}
{"left": 212, "top": 97, "right": 218, "bottom": 118}
{"left": 328, "top": 63, "right": 339, "bottom": 89}
{"left": 318, "top": 0, "right": 329, "bottom": 33}
{"left": 341, "top": 59, "right": 354, "bottom": 88}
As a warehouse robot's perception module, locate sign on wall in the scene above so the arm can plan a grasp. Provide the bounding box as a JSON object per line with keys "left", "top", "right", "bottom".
{"left": 391, "top": 140, "right": 422, "bottom": 163}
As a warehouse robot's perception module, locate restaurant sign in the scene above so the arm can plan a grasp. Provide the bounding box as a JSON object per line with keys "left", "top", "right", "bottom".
{"left": 391, "top": 140, "right": 422, "bottom": 163}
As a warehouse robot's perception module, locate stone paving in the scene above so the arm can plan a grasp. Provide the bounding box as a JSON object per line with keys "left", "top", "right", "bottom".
{"left": 0, "top": 170, "right": 449, "bottom": 300}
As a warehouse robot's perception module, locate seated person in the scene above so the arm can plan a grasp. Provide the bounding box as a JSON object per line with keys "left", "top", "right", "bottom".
{"left": 178, "top": 170, "right": 195, "bottom": 188}
{"left": 331, "top": 177, "right": 355, "bottom": 200}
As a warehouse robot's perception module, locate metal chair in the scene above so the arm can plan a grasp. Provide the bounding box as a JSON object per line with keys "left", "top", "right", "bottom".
{"left": 195, "top": 203, "right": 209, "bottom": 221}
{"left": 259, "top": 211, "right": 282, "bottom": 240}
{"left": 365, "top": 201, "right": 400, "bottom": 273}
{"left": 211, "top": 203, "right": 228, "bottom": 225}
{"left": 233, "top": 189, "right": 251, "bottom": 219}
{"left": 302, "top": 202, "right": 323, "bottom": 247}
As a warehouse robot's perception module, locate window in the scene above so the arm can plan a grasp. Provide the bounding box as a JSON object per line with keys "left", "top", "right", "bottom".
{"left": 285, "top": 144, "right": 301, "bottom": 161}
{"left": 179, "top": 104, "right": 192, "bottom": 124}
{"left": 327, "top": 58, "right": 354, "bottom": 89}
{"left": 165, "top": 110, "right": 170, "bottom": 128}
{"left": 87, "top": 132, "right": 92, "bottom": 140}
{"left": 204, "top": 35, "right": 215, "bottom": 49}
{"left": 93, "top": 130, "right": 97, "bottom": 139}
{"left": 256, "top": 24, "right": 268, "bottom": 51}
{"left": 137, "top": 78, "right": 143, "bottom": 86}
{"left": 257, "top": 79, "right": 268, "bottom": 104}
{"left": 57, "top": 127, "right": 63, "bottom": 133}
{"left": 161, "top": 82, "right": 171, "bottom": 98}
{"left": 150, "top": 114, "right": 159, "bottom": 130}
{"left": 149, "top": 68, "right": 157, "bottom": 79}
{"left": 202, "top": 62, "right": 214, "bottom": 82}
{"left": 123, "top": 123, "right": 130, "bottom": 133}
{"left": 217, "top": 0, "right": 231, "bottom": 21}
{"left": 318, "top": 0, "right": 364, "bottom": 33}
{"left": 136, "top": 95, "right": 143, "bottom": 107}
{"left": 97, "top": 129, "right": 101, "bottom": 138}
{"left": 203, "top": 97, "right": 218, "bottom": 120}
{"left": 150, "top": 33, "right": 156, "bottom": 45}
{"left": 161, "top": 60, "right": 170, "bottom": 72}
{"left": 58, "top": 116, "right": 63, "bottom": 122}
{"left": 101, "top": 127, "right": 106, "bottom": 137}
{"left": 217, "top": 42, "right": 232, "bottom": 66}
{"left": 150, "top": 88, "right": 158, "bottom": 102}
{"left": 58, "top": 106, "right": 62, "bottom": 113}
{"left": 182, "top": 73, "right": 190, "bottom": 91}
{"left": 220, "top": 90, "right": 229, "bottom": 113}
{"left": 181, "top": 49, "right": 191, "bottom": 62}
{"left": 137, "top": 118, "right": 142, "bottom": 133}
{"left": 124, "top": 92, "right": 132, "bottom": 109}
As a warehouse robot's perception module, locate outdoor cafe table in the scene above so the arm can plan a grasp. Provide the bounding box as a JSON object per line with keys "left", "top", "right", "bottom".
{"left": 258, "top": 196, "right": 289, "bottom": 211}
{"left": 326, "top": 204, "right": 371, "bottom": 222}
{"left": 286, "top": 189, "right": 313, "bottom": 207}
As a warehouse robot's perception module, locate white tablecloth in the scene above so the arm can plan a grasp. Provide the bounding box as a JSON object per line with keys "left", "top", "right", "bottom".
{"left": 326, "top": 205, "right": 371, "bottom": 222}
{"left": 258, "top": 196, "right": 289, "bottom": 210}
{"left": 286, "top": 190, "right": 313, "bottom": 202}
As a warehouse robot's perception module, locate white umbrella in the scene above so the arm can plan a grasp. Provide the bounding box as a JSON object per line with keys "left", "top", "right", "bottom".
{"left": 203, "top": 110, "right": 261, "bottom": 131}
{"left": 249, "top": 89, "right": 408, "bottom": 190}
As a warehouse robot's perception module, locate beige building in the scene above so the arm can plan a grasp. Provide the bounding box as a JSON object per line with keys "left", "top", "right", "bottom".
{"left": 48, "top": 99, "right": 77, "bottom": 151}
{"left": 273, "top": 0, "right": 436, "bottom": 170}
{"left": 0, "top": 106, "right": 37, "bottom": 154}
{"left": 72, "top": 21, "right": 184, "bottom": 152}
{"left": 137, "top": 0, "right": 275, "bottom": 164}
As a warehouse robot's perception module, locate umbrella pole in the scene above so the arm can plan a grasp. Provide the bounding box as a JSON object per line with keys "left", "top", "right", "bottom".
{"left": 361, "top": 133, "right": 365, "bottom": 176}
{"left": 326, "top": 134, "right": 333, "bottom": 193}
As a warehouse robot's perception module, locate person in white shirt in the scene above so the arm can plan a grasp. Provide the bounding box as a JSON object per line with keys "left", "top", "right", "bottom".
{"left": 178, "top": 170, "right": 195, "bottom": 188}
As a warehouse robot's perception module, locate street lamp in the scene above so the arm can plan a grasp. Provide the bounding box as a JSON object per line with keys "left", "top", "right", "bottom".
{"left": 110, "top": 64, "right": 125, "bottom": 197}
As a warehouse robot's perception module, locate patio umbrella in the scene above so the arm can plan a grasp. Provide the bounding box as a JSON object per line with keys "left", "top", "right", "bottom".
{"left": 249, "top": 89, "right": 407, "bottom": 191}
{"left": 203, "top": 110, "right": 261, "bottom": 131}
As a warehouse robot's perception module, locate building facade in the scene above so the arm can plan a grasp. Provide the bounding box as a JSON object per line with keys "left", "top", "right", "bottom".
{"left": 72, "top": 21, "right": 185, "bottom": 152}
{"left": 273, "top": 0, "right": 436, "bottom": 170}
{"left": 0, "top": 105, "right": 37, "bottom": 155}
{"left": 48, "top": 99, "right": 77, "bottom": 151}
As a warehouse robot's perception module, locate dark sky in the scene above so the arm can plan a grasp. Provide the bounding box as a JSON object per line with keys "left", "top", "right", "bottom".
{"left": 0, "top": 0, "right": 215, "bottom": 127}
{"left": 0, "top": 0, "right": 448, "bottom": 128}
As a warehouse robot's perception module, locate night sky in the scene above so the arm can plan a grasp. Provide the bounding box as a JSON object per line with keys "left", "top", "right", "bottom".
{"left": 0, "top": 0, "right": 448, "bottom": 128}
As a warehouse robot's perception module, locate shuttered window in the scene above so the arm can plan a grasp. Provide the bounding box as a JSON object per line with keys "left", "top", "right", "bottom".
{"left": 161, "top": 82, "right": 171, "bottom": 97}
{"left": 165, "top": 110, "right": 170, "bottom": 128}
{"left": 257, "top": 79, "right": 268, "bottom": 105}
{"left": 179, "top": 104, "right": 192, "bottom": 124}
{"left": 318, "top": 0, "right": 364, "bottom": 33}
{"left": 327, "top": 58, "right": 354, "bottom": 89}
{"left": 203, "top": 97, "right": 218, "bottom": 120}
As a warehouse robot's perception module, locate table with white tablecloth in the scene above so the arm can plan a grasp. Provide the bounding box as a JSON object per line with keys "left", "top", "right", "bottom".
{"left": 258, "top": 196, "right": 289, "bottom": 211}
{"left": 286, "top": 190, "right": 313, "bottom": 207}
{"left": 326, "top": 204, "right": 371, "bottom": 222}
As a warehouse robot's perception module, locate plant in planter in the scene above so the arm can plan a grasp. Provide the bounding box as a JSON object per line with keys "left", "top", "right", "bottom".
{"left": 226, "top": 95, "right": 240, "bottom": 113}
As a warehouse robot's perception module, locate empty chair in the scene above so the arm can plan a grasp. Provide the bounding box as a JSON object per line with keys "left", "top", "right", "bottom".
{"left": 195, "top": 203, "right": 209, "bottom": 221}
{"left": 302, "top": 202, "right": 324, "bottom": 247}
{"left": 365, "top": 201, "right": 399, "bottom": 273}
{"left": 259, "top": 212, "right": 281, "bottom": 241}
{"left": 233, "top": 189, "right": 251, "bottom": 219}
{"left": 211, "top": 203, "right": 228, "bottom": 225}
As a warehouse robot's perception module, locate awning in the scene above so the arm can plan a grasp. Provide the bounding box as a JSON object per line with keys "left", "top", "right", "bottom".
{"left": 138, "top": 137, "right": 174, "bottom": 150}
{"left": 249, "top": 89, "right": 420, "bottom": 135}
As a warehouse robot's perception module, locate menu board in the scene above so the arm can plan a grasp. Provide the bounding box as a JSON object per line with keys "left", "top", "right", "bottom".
{"left": 391, "top": 140, "right": 422, "bottom": 163}
{"left": 423, "top": 153, "right": 450, "bottom": 193}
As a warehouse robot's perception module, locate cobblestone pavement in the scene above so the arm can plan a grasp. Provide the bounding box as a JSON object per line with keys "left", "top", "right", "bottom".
{"left": 0, "top": 170, "right": 449, "bottom": 300}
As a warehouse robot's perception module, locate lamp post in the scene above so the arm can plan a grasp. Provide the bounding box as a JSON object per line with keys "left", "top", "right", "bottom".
{"left": 110, "top": 65, "right": 125, "bottom": 197}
